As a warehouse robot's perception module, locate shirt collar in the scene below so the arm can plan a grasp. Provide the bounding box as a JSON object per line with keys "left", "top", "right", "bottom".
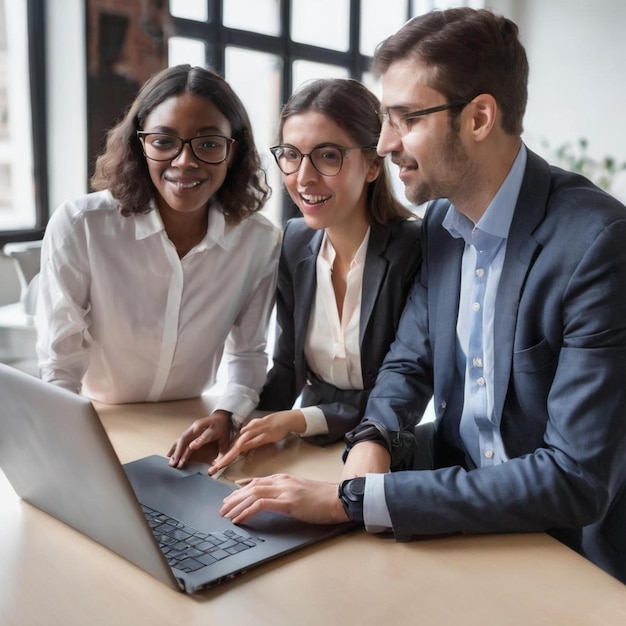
{"left": 319, "top": 227, "right": 371, "bottom": 270}
{"left": 132, "top": 200, "right": 231, "bottom": 251}
{"left": 443, "top": 143, "right": 527, "bottom": 245}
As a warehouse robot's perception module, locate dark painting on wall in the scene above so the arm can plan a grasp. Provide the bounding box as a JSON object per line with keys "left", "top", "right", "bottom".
{"left": 86, "top": 0, "right": 167, "bottom": 186}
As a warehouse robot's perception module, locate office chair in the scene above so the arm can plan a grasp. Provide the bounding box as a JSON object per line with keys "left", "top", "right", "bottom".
{"left": 0, "top": 240, "right": 42, "bottom": 375}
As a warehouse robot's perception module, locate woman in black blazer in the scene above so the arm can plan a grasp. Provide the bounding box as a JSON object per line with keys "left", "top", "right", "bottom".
{"left": 211, "top": 78, "right": 422, "bottom": 471}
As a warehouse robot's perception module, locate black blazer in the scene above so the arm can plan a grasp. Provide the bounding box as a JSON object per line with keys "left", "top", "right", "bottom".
{"left": 258, "top": 216, "right": 422, "bottom": 444}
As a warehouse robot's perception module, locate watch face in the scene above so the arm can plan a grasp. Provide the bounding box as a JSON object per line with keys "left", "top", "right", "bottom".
{"left": 348, "top": 477, "right": 366, "bottom": 498}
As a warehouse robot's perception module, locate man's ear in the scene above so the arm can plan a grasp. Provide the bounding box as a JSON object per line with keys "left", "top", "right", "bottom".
{"left": 467, "top": 93, "right": 497, "bottom": 142}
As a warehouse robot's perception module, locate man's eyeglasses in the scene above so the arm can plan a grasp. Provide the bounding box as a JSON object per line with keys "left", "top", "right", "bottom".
{"left": 270, "top": 144, "right": 375, "bottom": 177}
{"left": 137, "top": 131, "right": 235, "bottom": 164}
{"left": 379, "top": 97, "right": 473, "bottom": 135}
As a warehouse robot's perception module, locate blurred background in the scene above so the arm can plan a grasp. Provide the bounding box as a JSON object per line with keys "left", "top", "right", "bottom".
{"left": 1, "top": 0, "right": 626, "bottom": 374}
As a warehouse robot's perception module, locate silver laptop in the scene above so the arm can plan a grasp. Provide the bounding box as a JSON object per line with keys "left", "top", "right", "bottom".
{"left": 0, "top": 363, "right": 352, "bottom": 593}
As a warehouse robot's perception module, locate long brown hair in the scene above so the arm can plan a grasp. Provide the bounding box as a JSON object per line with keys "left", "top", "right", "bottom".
{"left": 277, "top": 78, "right": 413, "bottom": 226}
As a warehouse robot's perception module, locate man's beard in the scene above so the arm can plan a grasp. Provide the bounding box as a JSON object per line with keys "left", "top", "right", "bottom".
{"left": 405, "top": 128, "right": 475, "bottom": 206}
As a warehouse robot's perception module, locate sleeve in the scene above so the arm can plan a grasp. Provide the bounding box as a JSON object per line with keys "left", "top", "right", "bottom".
{"left": 35, "top": 202, "right": 91, "bottom": 394}
{"left": 363, "top": 472, "right": 393, "bottom": 532}
{"left": 345, "top": 221, "right": 431, "bottom": 467}
{"left": 299, "top": 405, "right": 328, "bottom": 437}
{"left": 258, "top": 220, "right": 307, "bottom": 412}
{"left": 215, "top": 224, "right": 282, "bottom": 418}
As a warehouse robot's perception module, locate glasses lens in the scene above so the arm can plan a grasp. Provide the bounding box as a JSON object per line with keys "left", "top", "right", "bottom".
{"left": 273, "top": 146, "right": 302, "bottom": 174}
{"left": 310, "top": 147, "right": 343, "bottom": 176}
{"left": 189, "top": 135, "right": 230, "bottom": 164}
{"left": 141, "top": 134, "right": 182, "bottom": 161}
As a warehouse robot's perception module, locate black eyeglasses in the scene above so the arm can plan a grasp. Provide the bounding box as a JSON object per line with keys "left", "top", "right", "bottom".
{"left": 270, "top": 144, "right": 375, "bottom": 177}
{"left": 137, "top": 131, "right": 235, "bottom": 164}
{"left": 379, "top": 97, "right": 473, "bottom": 134}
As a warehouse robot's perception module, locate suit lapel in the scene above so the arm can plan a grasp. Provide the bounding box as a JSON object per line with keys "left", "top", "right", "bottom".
{"left": 493, "top": 150, "right": 552, "bottom": 418}
{"left": 431, "top": 226, "right": 465, "bottom": 403}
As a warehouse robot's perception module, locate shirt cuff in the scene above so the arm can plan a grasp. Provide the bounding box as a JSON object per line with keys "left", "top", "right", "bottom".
{"left": 48, "top": 378, "right": 81, "bottom": 395}
{"left": 214, "top": 383, "right": 259, "bottom": 418}
{"left": 363, "top": 472, "right": 392, "bottom": 533}
{"left": 299, "top": 405, "right": 329, "bottom": 437}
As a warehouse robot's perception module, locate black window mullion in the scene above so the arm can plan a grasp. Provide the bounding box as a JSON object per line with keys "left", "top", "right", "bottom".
{"left": 167, "top": 0, "right": 376, "bottom": 225}
{"left": 0, "top": 0, "right": 47, "bottom": 246}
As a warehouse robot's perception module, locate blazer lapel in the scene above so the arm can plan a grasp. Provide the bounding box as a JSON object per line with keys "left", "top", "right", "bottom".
{"left": 432, "top": 230, "right": 465, "bottom": 404}
{"left": 360, "top": 227, "right": 390, "bottom": 346}
{"left": 493, "top": 150, "right": 552, "bottom": 419}
{"left": 292, "top": 230, "right": 323, "bottom": 371}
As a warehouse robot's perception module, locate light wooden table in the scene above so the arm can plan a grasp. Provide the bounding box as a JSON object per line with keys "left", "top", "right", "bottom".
{"left": 1, "top": 395, "right": 625, "bottom": 626}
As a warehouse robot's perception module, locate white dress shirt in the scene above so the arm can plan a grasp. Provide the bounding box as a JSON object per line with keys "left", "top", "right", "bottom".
{"left": 36, "top": 189, "right": 281, "bottom": 416}
{"left": 299, "top": 229, "right": 370, "bottom": 436}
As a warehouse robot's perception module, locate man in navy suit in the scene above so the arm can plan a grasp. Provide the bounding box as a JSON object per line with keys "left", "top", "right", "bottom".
{"left": 221, "top": 7, "right": 626, "bottom": 583}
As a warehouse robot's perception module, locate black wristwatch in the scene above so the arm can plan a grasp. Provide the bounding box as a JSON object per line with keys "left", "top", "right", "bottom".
{"left": 338, "top": 477, "right": 366, "bottom": 523}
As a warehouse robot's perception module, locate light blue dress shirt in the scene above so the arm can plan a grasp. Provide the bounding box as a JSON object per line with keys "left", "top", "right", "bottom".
{"left": 362, "top": 145, "right": 527, "bottom": 532}
{"left": 445, "top": 145, "right": 527, "bottom": 467}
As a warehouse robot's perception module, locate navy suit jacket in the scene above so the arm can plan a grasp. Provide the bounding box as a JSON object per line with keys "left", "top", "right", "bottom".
{"left": 361, "top": 149, "right": 626, "bottom": 582}
{"left": 259, "top": 216, "right": 422, "bottom": 445}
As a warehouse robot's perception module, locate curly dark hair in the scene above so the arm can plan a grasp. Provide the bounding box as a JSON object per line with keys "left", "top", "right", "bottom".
{"left": 277, "top": 78, "right": 413, "bottom": 227}
{"left": 91, "top": 65, "right": 270, "bottom": 222}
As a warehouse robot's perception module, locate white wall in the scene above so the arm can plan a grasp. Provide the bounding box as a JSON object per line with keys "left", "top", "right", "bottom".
{"left": 491, "top": 0, "right": 626, "bottom": 199}
{"left": 45, "top": 0, "right": 88, "bottom": 210}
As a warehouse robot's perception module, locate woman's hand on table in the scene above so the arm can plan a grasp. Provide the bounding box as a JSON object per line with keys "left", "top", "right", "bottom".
{"left": 167, "top": 409, "right": 232, "bottom": 468}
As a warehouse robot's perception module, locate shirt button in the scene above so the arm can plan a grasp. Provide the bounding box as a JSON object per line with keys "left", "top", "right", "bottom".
{"left": 476, "top": 377, "right": 485, "bottom": 386}
{"left": 476, "top": 268, "right": 485, "bottom": 278}
{"left": 484, "top": 449, "right": 494, "bottom": 459}
{"left": 472, "top": 302, "right": 481, "bottom": 312}
{"left": 473, "top": 357, "right": 483, "bottom": 368}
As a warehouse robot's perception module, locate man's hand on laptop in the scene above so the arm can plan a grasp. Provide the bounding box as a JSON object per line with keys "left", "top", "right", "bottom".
{"left": 219, "top": 474, "right": 349, "bottom": 525}
{"left": 167, "top": 410, "right": 232, "bottom": 469}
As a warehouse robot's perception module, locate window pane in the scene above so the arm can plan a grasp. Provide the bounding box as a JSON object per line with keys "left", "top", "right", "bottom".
{"left": 412, "top": 0, "right": 480, "bottom": 14}
{"left": 411, "top": 0, "right": 434, "bottom": 15}
{"left": 292, "top": 61, "right": 349, "bottom": 92}
{"left": 361, "top": 0, "right": 408, "bottom": 55}
{"left": 291, "top": 0, "right": 350, "bottom": 51}
{"left": 169, "top": 0, "right": 208, "bottom": 22}
{"left": 0, "top": 0, "right": 35, "bottom": 229}
{"left": 168, "top": 37, "right": 206, "bottom": 67}
{"left": 225, "top": 46, "right": 283, "bottom": 225}
{"left": 223, "top": 0, "right": 280, "bottom": 36}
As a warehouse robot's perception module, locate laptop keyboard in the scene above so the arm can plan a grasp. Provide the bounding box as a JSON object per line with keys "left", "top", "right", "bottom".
{"left": 140, "top": 503, "right": 263, "bottom": 573}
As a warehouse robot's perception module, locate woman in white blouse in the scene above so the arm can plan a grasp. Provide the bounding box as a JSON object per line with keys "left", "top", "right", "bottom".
{"left": 36, "top": 65, "right": 281, "bottom": 459}
{"left": 170, "top": 78, "right": 421, "bottom": 471}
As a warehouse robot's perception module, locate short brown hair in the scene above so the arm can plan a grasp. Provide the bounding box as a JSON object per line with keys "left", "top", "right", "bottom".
{"left": 373, "top": 8, "right": 528, "bottom": 135}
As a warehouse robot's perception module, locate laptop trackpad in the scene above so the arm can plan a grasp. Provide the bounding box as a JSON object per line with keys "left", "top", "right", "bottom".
{"left": 124, "top": 454, "right": 340, "bottom": 539}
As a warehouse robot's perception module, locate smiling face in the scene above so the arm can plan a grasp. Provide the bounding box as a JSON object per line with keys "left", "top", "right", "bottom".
{"left": 141, "top": 92, "right": 233, "bottom": 219}
{"left": 279, "top": 111, "right": 379, "bottom": 236}
{"left": 377, "top": 58, "right": 478, "bottom": 207}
